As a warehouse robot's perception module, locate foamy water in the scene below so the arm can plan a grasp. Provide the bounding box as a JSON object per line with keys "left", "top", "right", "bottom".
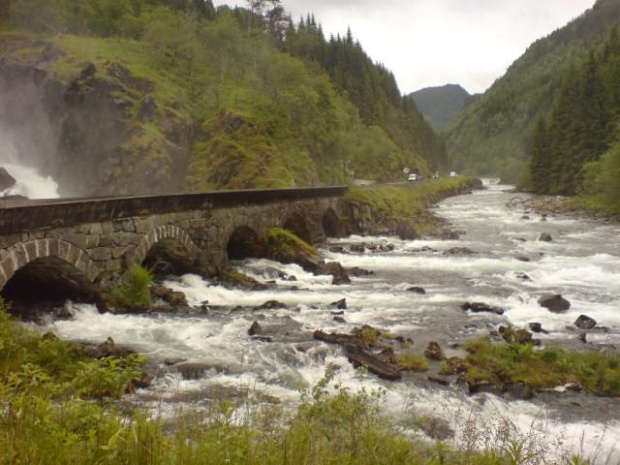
{"left": 47, "top": 181, "right": 620, "bottom": 462}
{"left": 0, "top": 163, "right": 59, "bottom": 199}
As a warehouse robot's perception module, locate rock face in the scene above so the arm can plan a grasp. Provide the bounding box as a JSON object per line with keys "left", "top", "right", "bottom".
{"left": 539, "top": 294, "right": 571, "bottom": 313}
{"left": 574, "top": 315, "right": 597, "bottom": 330}
{"left": 0, "top": 60, "right": 194, "bottom": 196}
{"left": 0, "top": 167, "right": 16, "bottom": 192}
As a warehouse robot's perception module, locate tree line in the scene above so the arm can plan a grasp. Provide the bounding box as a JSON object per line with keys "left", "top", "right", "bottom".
{"left": 526, "top": 27, "right": 620, "bottom": 212}
{"left": 4, "top": 0, "right": 448, "bottom": 189}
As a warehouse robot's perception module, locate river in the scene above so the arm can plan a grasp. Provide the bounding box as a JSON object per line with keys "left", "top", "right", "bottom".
{"left": 44, "top": 181, "right": 620, "bottom": 462}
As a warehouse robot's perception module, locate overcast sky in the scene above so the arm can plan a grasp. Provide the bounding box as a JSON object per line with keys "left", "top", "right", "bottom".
{"left": 215, "top": 0, "right": 596, "bottom": 95}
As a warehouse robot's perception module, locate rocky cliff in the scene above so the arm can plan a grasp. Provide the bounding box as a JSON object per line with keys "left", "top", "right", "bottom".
{"left": 0, "top": 45, "right": 194, "bottom": 196}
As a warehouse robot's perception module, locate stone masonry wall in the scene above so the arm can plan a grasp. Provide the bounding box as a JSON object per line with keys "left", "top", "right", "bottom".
{"left": 0, "top": 196, "right": 342, "bottom": 291}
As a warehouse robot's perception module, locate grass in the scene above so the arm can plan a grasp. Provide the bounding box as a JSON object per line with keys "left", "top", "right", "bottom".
{"left": 344, "top": 177, "right": 474, "bottom": 234}
{"left": 108, "top": 265, "right": 153, "bottom": 311}
{"left": 397, "top": 354, "right": 430, "bottom": 372}
{"left": 264, "top": 227, "right": 318, "bottom": 258}
{"left": 463, "top": 337, "right": 620, "bottom": 396}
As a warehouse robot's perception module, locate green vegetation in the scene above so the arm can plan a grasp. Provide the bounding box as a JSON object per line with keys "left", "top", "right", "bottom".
{"left": 108, "top": 265, "right": 153, "bottom": 311}
{"left": 463, "top": 338, "right": 620, "bottom": 396}
{"left": 520, "top": 27, "right": 620, "bottom": 214}
{"left": 264, "top": 227, "right": 318, "bottom": 257}
{"left": 397, "top": 354, "right": 430, "bottom": 372}
{"left": 2, "top": 0, "right": 447, "bottom": 192}
{"left": 444, "top": 0, "right": 620, "bottom": 182}
{"left": 344, "top": 177, "right": 473, "bottom": 235}
{"left": 410, "top": 84, "right": 471, "bottom": 132}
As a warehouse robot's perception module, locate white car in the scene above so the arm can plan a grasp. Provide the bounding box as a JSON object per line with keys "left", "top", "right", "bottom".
{"left": 450, "top": 171, "right": 458, "bottom": 177}
{"left": 408, "top": 173, "right": 418, "bottom": 182}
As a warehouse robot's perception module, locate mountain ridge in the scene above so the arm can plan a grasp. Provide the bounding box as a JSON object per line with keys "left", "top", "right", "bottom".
{"left": 443, "top": 0, "right": 620, "bottom": 181}
{"left": 409, "top": 84, "right": 470, "bottom": 132}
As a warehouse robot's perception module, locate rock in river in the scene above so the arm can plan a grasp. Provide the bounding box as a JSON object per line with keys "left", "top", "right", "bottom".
{"left": 461, "top": 302, "right": 505, "bottom": 315}
{"left": 539, "top": 294, "right": 571, "bottom": 313}
{"left": 424, "top": 341, "right": 445, "bottom": 361}
{"left": 575, "top": 315, "right": 597, "bottom": 330}
{"left": 538, "top": 232, "right": 553, "bottom": 242}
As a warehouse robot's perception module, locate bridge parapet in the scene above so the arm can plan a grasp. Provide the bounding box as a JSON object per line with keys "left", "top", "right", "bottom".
{"left": 0, "top": 187, "right": 347, "bottom": 292}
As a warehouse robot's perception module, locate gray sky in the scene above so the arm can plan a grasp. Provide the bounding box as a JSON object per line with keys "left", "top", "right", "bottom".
{"left": 215, "top": 0, "right": 596, "bottom": 95}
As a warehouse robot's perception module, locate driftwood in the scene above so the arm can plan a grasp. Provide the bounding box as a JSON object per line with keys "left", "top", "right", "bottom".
{"left": 344, "top": 345, "right": 402, "bottom": 381}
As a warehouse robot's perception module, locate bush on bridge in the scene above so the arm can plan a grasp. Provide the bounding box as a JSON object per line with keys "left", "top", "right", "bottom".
{"left": 108, "top": 265, "right": 153, "bottom": 311}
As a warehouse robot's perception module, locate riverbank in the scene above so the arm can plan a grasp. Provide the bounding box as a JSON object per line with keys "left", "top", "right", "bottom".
{"left": 521, "top": 194, "right": 620, "bottom": 224}
{"left": 341, "top": 177, "right": 482, "bottom": 238}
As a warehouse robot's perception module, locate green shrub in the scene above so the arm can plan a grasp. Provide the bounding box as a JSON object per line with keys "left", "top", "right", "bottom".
{"left": 463, "top": 337, "right": 620, "bottom": 396}
{"left": 109, "top": 265, "right": 153, "bottom": 311}
{"left": 397, "top": 354, "right": 429, "bottom": 372}
{"left": 264, "top": 227, "right": 317, "bottom": 257}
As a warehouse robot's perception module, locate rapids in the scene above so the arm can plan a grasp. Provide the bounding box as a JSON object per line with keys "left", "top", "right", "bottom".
{"left": 47, "top": 181, "right": 620, "bottom": 462}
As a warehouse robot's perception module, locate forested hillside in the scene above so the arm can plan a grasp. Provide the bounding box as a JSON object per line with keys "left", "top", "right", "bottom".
{"left": 526, "top": 28, "right": 620, "bottom": 212}
{"left": 444, "top": 0, "right": 620, "bottom": 182}
{"left": 0, "top": 0, "right": 447, "bottom": 195}
{"left": 409, "top": 84, "right": 471, "bottom": 131}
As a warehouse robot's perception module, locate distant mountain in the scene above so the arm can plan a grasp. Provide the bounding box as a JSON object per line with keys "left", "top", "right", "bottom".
{"left": 409, "top": 84, "right": 470, "bottom": 131}
{"left": 444, "top": 0, "right": 620, "bottom": 181}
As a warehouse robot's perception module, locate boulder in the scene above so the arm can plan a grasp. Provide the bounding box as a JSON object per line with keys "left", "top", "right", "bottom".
{"left": 516, "top": 256, "right": 531, "bottom": 263}
{"left": 538, "top": 233, "right": 553, "bottom": 242}
{"left": 443, "top": 247, "right": 476, "bottom": 256}
{"left": 407, "top": 287, "right": 427, "bottom": 295}
{"left": 316, "top": 261, "right": 351, "bottom": 285}
{"left": 333, "top": 316, "right": 347, "bottom": 324}
{"left": 440, "top": 230, "right": 460, "bottom": 240}
{"left": 574, "top": 315, "right": 597, "bottom": 330}
{"left": 499, "top": 326, "right": 534, "bottom": 345}
{"left": 424, "top": 341, "right": 445, "bottom": 361}
{"left": 254, "top": 300, "right": 287, "bottom": 311}
{"left": 528, "top": 322, "right": 548, "bottom": 334}
{"left": 349, "top": 244, "right": 366, "bottom": 253}
{"left": 0, "top": 167, "right": 16, "bottom": 192}
{"left": 85, "top": 337, "right": 135, "bottom": 359}
{"left": 395, "top": 222, "right": 419, "bottom": 240}
{"left": 176, "top": 362, "right": 221, "bottom": 380}
{"left": 248, "top": 321, "right": 264, "bottom": 336}
{"left": 505, "top": 383, "right": 533, "bottom": 400}
{"left": 346, "top": 267, "right": 374, "bottom": 277}
{"left": 150, "top": 285, "right": 188, "bottom": 307}
{"left": 461, "top": 302, "right": 504, "bottom": 315}
{"left": 163, "top": 357, "right": 187, "bottom": 366}
{"left": 417, "top": 416, "right": 454, "bottom": 440}
{"left": 331, "top": 298, "right": 347, "bottom": 310}
{"left": 466, "top": 379, "right": 503, "bottom": 396}
{"left": 539, "top": 294, "right": 570, "bottom": 313}
{"left": 344, "top": 345, "right": 402, "bottom": 381}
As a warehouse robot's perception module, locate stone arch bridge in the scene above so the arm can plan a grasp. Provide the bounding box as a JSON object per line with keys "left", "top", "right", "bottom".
{"left": 0, "top": 187, "right": 347, "bottom": 295}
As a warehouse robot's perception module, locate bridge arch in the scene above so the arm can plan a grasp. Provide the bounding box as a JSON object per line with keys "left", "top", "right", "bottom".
{"left": 283, "top": 213, "right": 312, "bottom": 244}
{"left": 322, "top": 208, "right": 341, "bottom": 238}
{"left": 0, "top": 239, "right": 100, "bottom": 292}
{"left": 226, "top": 226, "right": 265, "bottom": 261}
{"left": 130, "top": 225, "right": 200, "bottom": 269}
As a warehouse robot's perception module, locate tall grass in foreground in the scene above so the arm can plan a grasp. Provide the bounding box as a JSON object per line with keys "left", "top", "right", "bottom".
{"left": 0, "top": 298, "right": 602, "bottom": 464}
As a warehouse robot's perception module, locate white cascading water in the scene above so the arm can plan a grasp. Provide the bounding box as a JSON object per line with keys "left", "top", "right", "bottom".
{"left": 1, "top": 162, "right": 59, "bottom": 199}
{"left": 0, "top": 125, "right": 60, "bottom": 200}
{"left": 46, "top": 181, "right": 620, "bottom": 462}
